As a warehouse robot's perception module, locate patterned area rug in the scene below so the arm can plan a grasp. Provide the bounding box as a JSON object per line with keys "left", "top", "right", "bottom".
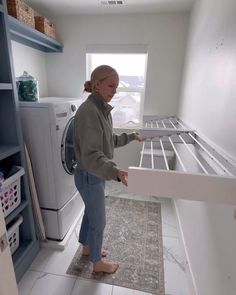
{"left": 67, "top": 196, "right": 165, "bottom": 295}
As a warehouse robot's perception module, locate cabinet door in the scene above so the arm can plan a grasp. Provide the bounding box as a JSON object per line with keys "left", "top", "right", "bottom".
{"left": 0, "top": 208, "right": 18, "bottom": 295}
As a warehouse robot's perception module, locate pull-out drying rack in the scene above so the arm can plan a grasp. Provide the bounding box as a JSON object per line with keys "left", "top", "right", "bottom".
{"left": 128, "top": 116, "right": 236, "bottom": 205}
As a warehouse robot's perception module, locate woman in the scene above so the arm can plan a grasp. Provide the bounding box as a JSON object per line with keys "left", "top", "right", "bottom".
{"left": 74, "top": 65, "right": 142, "bottom": 273}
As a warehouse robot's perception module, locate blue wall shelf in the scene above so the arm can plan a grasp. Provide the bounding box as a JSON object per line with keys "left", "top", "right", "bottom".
{"left": 8, "top": 15, "right": 63, "bottom": 53}
{"left": 1, "top": 0, "right": 40, "bottom": 282}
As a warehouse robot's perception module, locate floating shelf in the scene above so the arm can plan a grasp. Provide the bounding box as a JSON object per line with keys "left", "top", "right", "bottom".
{"left": 8, "top": 15, "right": 63, "bottom": 52}
{"left": 5, "top": 200, "right": 28, "bottom": 225}
{"left": 0, "top": 144, "right": 21, "bottom": 161}
{"left": 0, "top": 83, "right": 13, "bottom": 90}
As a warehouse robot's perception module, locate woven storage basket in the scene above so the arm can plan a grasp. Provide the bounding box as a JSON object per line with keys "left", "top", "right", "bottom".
{"left": 7, "top": 0, "right": 35, "bottom": 28}
{"left": 35, "top": 16, "right": 56, "bottom": 39}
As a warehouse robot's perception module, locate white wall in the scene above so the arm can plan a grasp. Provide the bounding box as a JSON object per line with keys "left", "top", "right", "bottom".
{"left": 10, "top": 12, "right": 189, "bottom": 171}
{"left": 11, "top": 41, "right": 48, "bottom": 97}
{"left": 179, "top": 0, "right": 236, "bottom": 160}
{"left": 176, "top": 0, "right": 236, "bottom": 294}
{"left": 48, "top": 12, "right": 189, "bottom": 116}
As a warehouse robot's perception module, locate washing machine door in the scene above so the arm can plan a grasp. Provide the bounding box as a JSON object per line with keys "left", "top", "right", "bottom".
{"left": 61, "top": 117, "right": 77, "bottom": 175}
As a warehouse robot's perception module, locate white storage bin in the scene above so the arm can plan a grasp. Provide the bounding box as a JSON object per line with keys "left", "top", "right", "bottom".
{"left": 0, "top": 166, "right": 25, "bottom": 218}
{"left": 7, "top": 214, "right": 23, "bottom": 255}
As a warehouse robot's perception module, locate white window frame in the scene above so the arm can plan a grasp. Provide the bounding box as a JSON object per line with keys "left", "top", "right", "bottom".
{"left": 86, "top": 45, "right": 148, "bottom": 127}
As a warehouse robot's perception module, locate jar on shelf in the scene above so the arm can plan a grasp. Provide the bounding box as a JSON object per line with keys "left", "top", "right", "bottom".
{"left": 16, "top": 71, "right": 39, "bottom": 102}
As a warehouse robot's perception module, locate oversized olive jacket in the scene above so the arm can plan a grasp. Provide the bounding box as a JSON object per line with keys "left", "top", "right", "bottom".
{"left": 74, "top": 92, "right": 136, "bottom": 181}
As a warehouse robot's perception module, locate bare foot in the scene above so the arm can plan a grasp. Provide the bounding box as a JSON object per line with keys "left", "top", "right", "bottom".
{"left": 82, "top": 245, "right": 108, "bottom": 257}
{"left": 93, "top": 260, "right": 119, "bottom": 273}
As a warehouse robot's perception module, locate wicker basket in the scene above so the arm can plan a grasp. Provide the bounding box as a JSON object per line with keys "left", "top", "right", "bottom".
{"left": 34, "top": 16, "right": 56, "bottom": 39}
{"left": 7, "top": 0, "right": 35, "bottom": 28}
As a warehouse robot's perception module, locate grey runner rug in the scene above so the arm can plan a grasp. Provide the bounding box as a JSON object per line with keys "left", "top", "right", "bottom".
{"left": 67, "top": 196, "right": 165, "bottom": 295}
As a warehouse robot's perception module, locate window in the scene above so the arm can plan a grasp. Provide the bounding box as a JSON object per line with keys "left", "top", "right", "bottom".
{"left": 86, "top": 51, "right": 147, "bottom": 127}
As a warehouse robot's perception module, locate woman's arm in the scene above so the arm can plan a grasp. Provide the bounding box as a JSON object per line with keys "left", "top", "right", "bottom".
{"left": 113, "top": 132, "right": 142, "bottom": 148}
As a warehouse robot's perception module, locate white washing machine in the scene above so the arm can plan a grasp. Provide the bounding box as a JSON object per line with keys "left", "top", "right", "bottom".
{"left": 19, "top": 97, "right": 84, "bottom": 240}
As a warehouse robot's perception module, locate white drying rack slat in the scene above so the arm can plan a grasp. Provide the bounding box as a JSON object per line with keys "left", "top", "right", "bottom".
{"left": 169, "top": 120, "right": 177, "bottom": 129}
{"left": 144, "top": 117, "right": 184, "bottom": 129}
{"left": 150, "top": 140, "right": 154, "bottom": 169}
{"left": 168, "top": 136, "right": 187, "bottom": 172}
{"left": 139, "top": 141, "right": 145, "bottom": 167}
{"left": 160, "top": 138, "right": 169, "bottom": 170}
{"left": 188, "top": 132, "right": 233, "bottom": 176}
{"left": 175, "top": 118, "right": 187, "bottom": 129}
{"left": 128, "top": 116, "right": 236, "bottom": 205}
{"left": 139, "top": 128, "right": 194, "bottom": 141}
{"left": 178, "top": 134, "right": 209, "bottom": 174}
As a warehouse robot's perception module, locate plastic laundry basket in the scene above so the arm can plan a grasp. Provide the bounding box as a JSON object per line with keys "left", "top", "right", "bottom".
{"left": 7, "top": 214, "right": 23, "bottom": 255}
{"left": 0, "top": 166, "right": 25, "bottom": 218}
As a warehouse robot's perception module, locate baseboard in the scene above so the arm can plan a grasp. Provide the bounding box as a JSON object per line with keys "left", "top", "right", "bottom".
{"left": 173, "top": 199, "right": 198, "bottom": 295}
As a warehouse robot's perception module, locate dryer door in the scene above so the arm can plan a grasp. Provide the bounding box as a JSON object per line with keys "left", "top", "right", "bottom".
{"left": 61, "top": 117, "right": 77, "bottom": 175}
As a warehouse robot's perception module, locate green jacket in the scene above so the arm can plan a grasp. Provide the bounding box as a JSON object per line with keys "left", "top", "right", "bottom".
{"left": 74, "top": 92, "right": 136, "bottom": 181}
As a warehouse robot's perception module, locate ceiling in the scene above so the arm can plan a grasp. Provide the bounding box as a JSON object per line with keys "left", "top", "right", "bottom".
{"left": 25, "top": 0, "right": 195, "bottom": 16}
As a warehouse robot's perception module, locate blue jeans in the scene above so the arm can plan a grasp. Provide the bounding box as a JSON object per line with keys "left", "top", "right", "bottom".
{"left": 74, "top": 167, "right": 106, "bottom": 262}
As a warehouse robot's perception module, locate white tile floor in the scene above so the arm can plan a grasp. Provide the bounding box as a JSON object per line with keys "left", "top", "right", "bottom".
{"left": 18, "top": 182, "right": 191, "bottom": 295}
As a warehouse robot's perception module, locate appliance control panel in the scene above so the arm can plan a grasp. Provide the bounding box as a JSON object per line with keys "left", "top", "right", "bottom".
{"left": 53, "top": 100, "right": 83, "bottom": 130}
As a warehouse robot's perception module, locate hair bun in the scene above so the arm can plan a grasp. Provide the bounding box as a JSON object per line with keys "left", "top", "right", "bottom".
{"left": 84, "top": 81, "right": 92, "bottom": 93}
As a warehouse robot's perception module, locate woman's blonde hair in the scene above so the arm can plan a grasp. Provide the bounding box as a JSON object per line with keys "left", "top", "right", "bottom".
{"left": 84, "top": 65, "right": 118, "bottom": 93}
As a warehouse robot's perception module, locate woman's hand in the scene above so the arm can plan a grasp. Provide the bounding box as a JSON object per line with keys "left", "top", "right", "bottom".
{"left": 134, "top": 132, "right": 143, "bottom": 142}
{"left": 117, "top": 169, "right": 128, "bottom": 186}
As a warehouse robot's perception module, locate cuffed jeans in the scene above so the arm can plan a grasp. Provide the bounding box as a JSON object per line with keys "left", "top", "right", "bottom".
{"left": 74, "top": 167, "right": 106, "bottom": 262}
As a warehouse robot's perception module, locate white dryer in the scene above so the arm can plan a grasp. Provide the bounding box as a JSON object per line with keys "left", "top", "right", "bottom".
{"left": 19, "top": 97, "right": 84, "bottom": 240}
